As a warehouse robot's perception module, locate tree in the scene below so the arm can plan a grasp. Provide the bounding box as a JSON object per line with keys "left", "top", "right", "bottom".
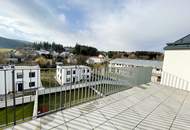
{"left": 35, "top": 56, "right": 48, "bottom": 67}
{"left": 108, "top": 51, "right": 113, "bottom": 58}
{"left": 0, "top": 52, "right": 6, "bottom": 64}
{"left": 73, "top": 44, "right": 99, "bottom": 56}
{"left": 32, "top": 42, "right": 65, "bottom": 53}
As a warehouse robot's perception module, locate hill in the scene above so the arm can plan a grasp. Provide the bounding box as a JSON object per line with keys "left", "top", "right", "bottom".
{"left": 0, "top": 36, "right": 31, "bottom": 48}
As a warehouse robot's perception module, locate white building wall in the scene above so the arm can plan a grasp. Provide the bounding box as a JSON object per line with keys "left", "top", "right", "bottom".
{"left": 0, "top": 69, "right": 13, "bottom": 95}
{"left": 161, "top": 50, "right": 190, "bottom": 90}
{"left": 0, "top": 65, "right": 41, "bottom": 95}
{"left": 14, "top": 67, "right": 41, "bottom": 91}
{"left": 56, "top": 65, "right": 91, "bottom": 85}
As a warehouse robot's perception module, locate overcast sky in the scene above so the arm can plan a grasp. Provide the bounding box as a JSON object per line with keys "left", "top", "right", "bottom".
{"left": 0, "top": 0, "right": 190, "bottom": 51}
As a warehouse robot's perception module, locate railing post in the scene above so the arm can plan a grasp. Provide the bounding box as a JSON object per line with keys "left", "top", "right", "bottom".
{"left": 77, "top": 68, "right": 80, "bottom": 104}
{"left": 4, "top": 70, "right": 8, "bottom": 126}
{"left": 21, "top": 69, "right": 24, "bottom": 121}
{"left": 69, "top": 68, "right": 72, "bottom": 107}
{"left": 12, "top": 69, "right": 16, "bottom": 125}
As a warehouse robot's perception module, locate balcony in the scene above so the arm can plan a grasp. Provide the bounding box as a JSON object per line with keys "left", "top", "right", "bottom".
{"left": 1, "top": 66, "right": 190, "bottom": 130}
{"left": 4, "top": 83, "right": 190, "bottom": 130}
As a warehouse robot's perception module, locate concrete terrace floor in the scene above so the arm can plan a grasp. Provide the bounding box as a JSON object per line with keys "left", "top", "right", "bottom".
{"left": 5, "top": 83, "right": 190, "bottom": 130}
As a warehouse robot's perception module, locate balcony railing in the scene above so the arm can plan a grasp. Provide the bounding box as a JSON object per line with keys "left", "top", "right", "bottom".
{"left": 0, "top": 66, "right": 152, "bottom": 128}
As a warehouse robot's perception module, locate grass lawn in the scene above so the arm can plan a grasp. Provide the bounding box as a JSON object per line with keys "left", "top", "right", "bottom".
{"left": 38, "top": 87, "right": 97, "bottom": 114}
{"left": 0, "top": 48, "right": 13, "bottom": 53}
{"left": 38, "top": 84, "right": 130, "bottom": 115}
{"left": 0, "top": 84, "right": 130, "bottom": 128}
{"left": 0, "top": 102, "right": 34, "bottom": 127}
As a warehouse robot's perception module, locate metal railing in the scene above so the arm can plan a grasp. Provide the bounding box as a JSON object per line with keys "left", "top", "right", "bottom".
{"left": 0, "top": 65, "right": 152, "bottom": 128}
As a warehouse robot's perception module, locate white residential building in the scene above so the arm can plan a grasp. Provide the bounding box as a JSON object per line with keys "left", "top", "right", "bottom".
{"left": 161, "top": 34, "right": 190, "bottom": 91}
{"left": 86, "top": 55, "right": 106, "bottom": 64}
{"left": 0, "top": 65, "right": 41, "bottom": 95}
{"left": 56, "top": 65, "right": 91, "bottom": 85}
{"left": 109, "top": 58, "right": 163, "bottom": 82}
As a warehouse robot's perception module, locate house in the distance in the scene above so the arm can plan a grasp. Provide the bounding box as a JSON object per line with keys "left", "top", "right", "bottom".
{"left": 86, "top": 54, "right": 106, "bottom": 64}
{"left": 56, "top": 65, "right": 91, "bottom": 85}
{"left": 109, "top": 58, "right": 163, "bottom": 82}
{"left": 0, "top": 65, "right": 41, "bottom": 95}
{"left": 161, "top": 34, "right": 190, "bottom": 90}
{"left": 36, "top": 49, "right": 50, "bottom": 55}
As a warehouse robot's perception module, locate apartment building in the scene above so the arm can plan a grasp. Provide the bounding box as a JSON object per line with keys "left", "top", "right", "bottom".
{"left": 0, "top": 65, "right": 41, "bottom": 95}
{"left": 109, "top": 58, "right": 163, "bottom": 82}
{"left": 56, "top": 65, "right": 91, "bottom": 85}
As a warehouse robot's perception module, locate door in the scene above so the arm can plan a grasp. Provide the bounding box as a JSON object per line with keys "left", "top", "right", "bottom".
{"left": 73, "top": 77, "right": 75, "bottom": 83}
{"left": 17, "top": 83, "right": 23, "bottom": 91}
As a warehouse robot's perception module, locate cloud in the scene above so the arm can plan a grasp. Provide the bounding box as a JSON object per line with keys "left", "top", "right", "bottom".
{"left": 0, "top": 0, "right": 190, "bottom": 51}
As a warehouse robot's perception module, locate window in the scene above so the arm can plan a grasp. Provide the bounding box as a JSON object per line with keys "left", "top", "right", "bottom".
{"left": 66, "top": 71, "right": 71, "bottom": 75}
{"left": 17, "top": 73, "right": 23, "bottom": 79}
{"left": 83, "top": 69, "right": 85, "bottom": 73}
{"left": 87, "top": 69, "right": 89, "bottom": 73}
{"left": 29, "top": 82, "right": 35, "bottom": 87}
{"left": 73, "top": 70, "right": 76, "bottom": 74}
{"left": 66, "top": 78, "right": 71, "bottom": 82}
{"left": 157, "top": 76, "right": 161, "bottom": 82}
{"left": 29, "top": 72, "right": 35, "bottom": 78}
{"left": 87, "top": 75, "right": 89, "bottom": 78}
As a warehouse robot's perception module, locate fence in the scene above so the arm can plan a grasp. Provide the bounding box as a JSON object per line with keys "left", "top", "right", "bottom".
{"left": 0, "top": 66, "right": 152, "bottom": 128}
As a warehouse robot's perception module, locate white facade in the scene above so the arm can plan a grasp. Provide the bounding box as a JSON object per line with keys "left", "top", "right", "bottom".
{"left": 161, "top": 50, "right": 190, "bottom": 90}
{"left": 0, "top": 65, "right": 41, "bottom": 95}
{"left": 56, "top": 65, "right": 91, "bottom": 85}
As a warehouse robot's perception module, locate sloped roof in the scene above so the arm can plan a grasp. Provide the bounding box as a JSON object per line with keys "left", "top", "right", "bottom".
{"left": 164, "top": 34, "right": 190, "bottom": 50}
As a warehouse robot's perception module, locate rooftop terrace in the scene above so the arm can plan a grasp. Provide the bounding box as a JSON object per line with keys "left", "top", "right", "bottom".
{"left": 5, "top": 83, "right": 190, "bottom": 130}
